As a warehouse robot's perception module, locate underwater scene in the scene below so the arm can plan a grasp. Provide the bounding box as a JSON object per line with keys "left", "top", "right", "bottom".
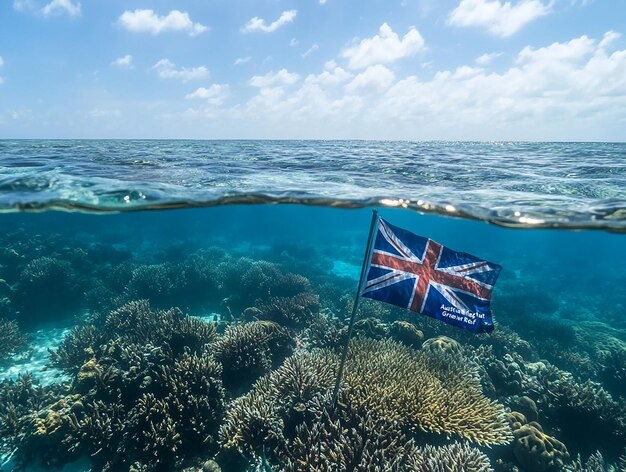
{"left": 0, "top": 141, "right": 625, "bottom": 472}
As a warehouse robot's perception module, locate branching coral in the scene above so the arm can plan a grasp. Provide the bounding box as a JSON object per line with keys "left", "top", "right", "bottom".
{"left": 342, "top": 339, "right": 512, "bottom": 446}
{"left": 409, "top": 442, "right": 494, "bottom": 472}
{"left": 0, "top": 317, "right": 26, "bottom": 361}
{"left": 212, "top": 321, "right": 295, "bottom": 394}
{"left": 220, "top": 337, "right": 512, "bottom": 470}
{"left": 254, "top": 292, "right": 320, "bottom": 329}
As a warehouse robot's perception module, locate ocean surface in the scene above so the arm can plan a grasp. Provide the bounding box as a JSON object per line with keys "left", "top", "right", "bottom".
{"left": 0, "top": 140, "right": 625, "bottom": 472}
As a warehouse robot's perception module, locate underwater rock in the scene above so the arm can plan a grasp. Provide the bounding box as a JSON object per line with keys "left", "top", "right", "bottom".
{"left": 422, "top": 335, "right": 462, "bottom": 355}
{"left": 389, "top": 320, "right": 424, "bottom": 347}
{"left": 0, "top": 317, "right": 27, "bottom": 361}
{"left": 513, "top": 423, "right": 569, "bottom": 472}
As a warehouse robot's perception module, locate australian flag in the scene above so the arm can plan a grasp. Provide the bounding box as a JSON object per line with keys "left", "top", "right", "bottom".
{"left": 361, "top": 218, "right": 502, "bottom": 333}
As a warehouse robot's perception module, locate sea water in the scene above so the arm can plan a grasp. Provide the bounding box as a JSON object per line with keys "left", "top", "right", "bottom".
{"left": 0, "top": 141, "right": 624, "bottom": 472}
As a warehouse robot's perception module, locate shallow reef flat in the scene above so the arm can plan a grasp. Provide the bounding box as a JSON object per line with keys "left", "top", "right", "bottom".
{"left": 0, "top": 207, "right": 625, "bottom": 472}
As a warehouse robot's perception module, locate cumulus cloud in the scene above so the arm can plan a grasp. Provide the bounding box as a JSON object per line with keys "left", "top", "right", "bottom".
{"left": 243, "top": 10, "right": 297, "bottom": 33}
{"left": 345, "top": 65, "right": 395, "bottom": 92}
{"left": 447, "top": 0, "right": 552, "bottom": 37}
{"left": 152, "top": 59, "right": 209, "bottom": 82}
{"left": 249, "top": 69, "right": 300, "bottom": 87}
{"left": 222, "top": 31, "right": 626, "bottom": 140}
{"left": 185, "top": 84, "right": 231, "bottom": 105}
{"left": 118, "top": 9, "right": 207, "bottom": 36}
{"left": 341, "top": 23, "right": 425, "bottom": 69}
{"left": 112, "top": 54, "right": 133, "bottom": 68}
{"left": 0, "top": 56, "right": 4, "bottom": 85}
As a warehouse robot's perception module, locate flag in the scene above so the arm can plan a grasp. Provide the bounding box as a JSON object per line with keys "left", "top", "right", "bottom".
{"left": 361, "top": 218, "right": 501, "bottom": 333}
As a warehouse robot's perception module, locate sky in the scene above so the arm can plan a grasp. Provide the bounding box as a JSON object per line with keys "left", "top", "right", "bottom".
{"left": 0, "top": 0, "right": 625, "bottom": 140}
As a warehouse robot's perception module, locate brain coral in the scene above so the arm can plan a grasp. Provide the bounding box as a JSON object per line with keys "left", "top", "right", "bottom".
{"left": 513, "top": 423, "right": 569, "bottom": 472}
{"left": 422, "top": 335, "right": 462, "bottom": 355}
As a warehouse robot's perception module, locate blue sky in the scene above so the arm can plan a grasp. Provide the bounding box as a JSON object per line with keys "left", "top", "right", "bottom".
{"left": 0, "top": 0, "right": 625, "bottom": 140}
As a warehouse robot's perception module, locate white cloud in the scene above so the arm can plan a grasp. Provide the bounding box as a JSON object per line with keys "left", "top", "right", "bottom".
{"left": 476, "top": 52, "right": 502, "bottom": 64}
{"left": 243, "top": 10, "right": 297, "bottom": 33}
{"left": 152, "top": 59, "right": 209, "bottom": 82}
{"left": 13, "top": 0, "right": 80, "bottom": 16}
{"left": 112, "top": 54, "right": 133, "bottom": 68}
{"left": 234, "top": 56, "right": 251, "bottom": 66}
{"left": 249, "top": 69, "right": 300, "bottom": 87}
{"left": 302, "top": 43, "right": 319, "bottom": 58}
{"left": 42, "top": 0, "right": 80, "bottom": 16}
{"left": 0, "top": 56, "right": 4, "bottom": 85}
{"left": 447, "top": 0, "right": 552, "bottom": 37}
{"left": 345, "top": 65, "right": 395, "bottom": 92}
{"left": 320, "top": 0, "right": 328, "bottom": 4}
{"left": 341, "top": 23, "right": 426, "bottom": 69}
{"left": 118, "top": 9, "right": 207, "bottom": 36}
{"left": 289, "top": 38, "right": 299, "bottom": 47}
{"left": 185, "top": 84, "right": 231, "bottom": 105}
{"left": 222, "top": 31, "right": 626, "bottom": 140}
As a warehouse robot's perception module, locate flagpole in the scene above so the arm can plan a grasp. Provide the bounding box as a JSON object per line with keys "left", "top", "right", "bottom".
{"left": 332, "top": 209, "right": 379, "bottom": 408}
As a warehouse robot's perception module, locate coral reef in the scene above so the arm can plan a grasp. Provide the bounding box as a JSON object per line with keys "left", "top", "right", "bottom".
{"left": 512, "top": 422, "right": 569, "bottom": 472}
{"left": 422, "top": 335, "right": 462, "bottom": 355}
{"left": 0, "top": 317, "right": 26, "bottom": 361}
{"left": 221, "top": 338, "right": 512, "bottom": 470}
{"left": 212, "top": 321, "right": 295, "bottom": 394}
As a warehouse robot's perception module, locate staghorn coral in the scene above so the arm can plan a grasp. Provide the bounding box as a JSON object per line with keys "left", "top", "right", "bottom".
{"left": 212, "top": 321, "right": 295, "bottom": 394}
{"left": 0, "top": 317, "right": 26, "bottom": 361}
{"left": 106, "top": 300, "right": 217, "bottom": 355}
{"left": 619, "top": 454, "right": 626, "bottom": 472}
{"left": 342, "top": 338, "right": 512, "bottom": 446}
{"left": 220, "top": 337, "right": 512, "bottom": 469}
{"left": 49, "top": 324, "right": 107, "bottom": 373}
{"left": 409, "top": 442, "right": 494, "bottom": 472}
{"left": 0, "top": 374, "right": 67, "bottom": 458}
{"left": 299, "top": 312, "right": 345, "bottom": 351}
{"left": 282, "top": 391, "right": 420, "bottom": 472}
{"left": 65, "top": 347, "right": 226, "bottom": 472}
{"left": 541, "top": 373, "right": 626, "bottom": 458}
{"left": 253, "top": 292, "right": 320, "bottom": 329}
{"left": 13, "top": 256, "right": 84, "bottom": 323}
{"left": 566, "top": 452, "right": 618, "bottom": 472}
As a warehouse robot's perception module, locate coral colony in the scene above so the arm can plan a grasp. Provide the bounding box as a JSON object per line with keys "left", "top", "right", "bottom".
{"left": 0, "top": 224, "right": 625, "bottom": 472}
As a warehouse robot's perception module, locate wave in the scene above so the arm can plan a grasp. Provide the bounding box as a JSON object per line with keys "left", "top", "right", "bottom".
{"left": 0, "top": 140, "right": 624, "bottom": 231}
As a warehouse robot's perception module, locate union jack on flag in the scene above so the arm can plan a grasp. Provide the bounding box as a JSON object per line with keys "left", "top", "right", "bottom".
{"left": 361, "top": 218, "right": 502, "bottom": 333}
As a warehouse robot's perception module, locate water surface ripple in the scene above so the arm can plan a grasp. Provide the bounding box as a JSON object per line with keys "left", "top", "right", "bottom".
{"left": 0, "top": 140, "right": 624, "bottom": 231}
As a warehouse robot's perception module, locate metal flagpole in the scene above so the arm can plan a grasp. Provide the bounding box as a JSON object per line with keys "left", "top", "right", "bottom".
{"left": 332, "top": 209, "right": 379, "bottom": 408}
